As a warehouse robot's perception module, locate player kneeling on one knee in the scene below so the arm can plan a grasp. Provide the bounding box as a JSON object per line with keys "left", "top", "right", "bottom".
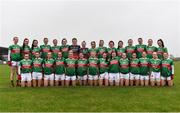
{"left": 150, "top": 52, "right": 161, "bottom": 86}
{"left": 139, "top": 52, "right": 150, "bottom": 86}
{"left": 119, "top": 53, "right": 130, "bottom": 86}
{"left": 129, "top": 53, "right": 140, "bottom": 86}
{"left": 161, "top": 53, "right": 174, "bottom": 86}
{"left": 99, "top": 53, "right": 109, "bottom": 86}
{"left": 88, "top": 52, "right": 99, "bottom": 86}
{"left": 18, "top": 54, "right": 32, "bottom": 87}
{"left": 77, "top": 53, "right": 88, "bottom": 86}
{"left": 32, "top": 52, "right": 43, "bottom": 87}
{"left": 109, "top": 51, "right": 120, "bottom": 86}
{"left": 65, "top": 51, "right": 77, "bottom": 86}
{"left": 43, "top": 52, "right": 55, "bottom": 87}
{"left": 54, "top": 52, "right": 65, "bottom": 86}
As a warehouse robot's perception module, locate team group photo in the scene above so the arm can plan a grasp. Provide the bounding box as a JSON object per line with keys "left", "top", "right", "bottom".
{"left": 8, "top": 37, "right": 174, "bottom": 87}
{"left": 0, "top": 0, "right": 180, "bottom": 112}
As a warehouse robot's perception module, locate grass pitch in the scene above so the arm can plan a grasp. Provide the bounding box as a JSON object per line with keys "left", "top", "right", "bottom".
{"left": 0, "top": 62, "right": 180, "bottom": 112}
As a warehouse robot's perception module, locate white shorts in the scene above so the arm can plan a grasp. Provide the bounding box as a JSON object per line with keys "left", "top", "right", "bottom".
{"left": 78, "top": 75, "right": 88, "bottom": 80}
{"left": 140, "top": 75, "right": 149, "bottom": 80}
{"left": 11, "top": 61, "right": 19, "bottom": 67}
{"left": 161, "top": 76, "right": 171, "bottom": 81}
{"left": 130, "top": 73, "right": 140, "bottom": 80}
{"left": 109, "top": 73, "right": 120, "bottom": 82}
{"left": 55, "top": 74, "right": 65, "bottom": 81}
{"left": 150, "top": 72, "right": 160, "bottom": 82}
{"left": 99, "top": 72, "right": 109, "bottom": 80}
{"left": 65, "top": 75, "right": 76, "bottom": 81}
{"left": 120, "top": 73, "right": 129, "bottom": 80}
{"left": 44, "top": 74, "right": 54, "bottom": 81}
{"left": 32, "top": 72, "right": 42, "bottom": 80}
{"left": 88, "top": 75, "right": 98, "bottom": 80}
{"left": 21, "top": 73, "right": 32, "bottom": 82}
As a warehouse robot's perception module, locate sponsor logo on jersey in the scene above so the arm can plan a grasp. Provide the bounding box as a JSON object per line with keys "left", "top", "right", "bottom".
{"left": 62, "top": 47, "right": 69, "bottom": 52}
{"left": 137, "top": 48, "right": 144, "bottom": 52}
{"left": 110, "top": 60, "right": 119, "bottom": 65}
{"left": 45, "top": 63, "right": 53, "bottom": 67}
{"left": 121, "top": 64, "right": 129, "bottom": 68}
{"left": 11, "top": 49, "right": 20, "bottom": 53}
{"left": 56, "top": 61, "right": 64, "bottom": 65}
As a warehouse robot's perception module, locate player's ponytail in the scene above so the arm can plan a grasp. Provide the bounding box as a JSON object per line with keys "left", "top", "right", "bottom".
{"left": 22, "top": 38, "right": 28, "bottom": 50}
{"left": 31, "top": 39, "right": 37, "bottom": 50}
{"left": 157, "top": 39, "right": 164, "bottom": 48}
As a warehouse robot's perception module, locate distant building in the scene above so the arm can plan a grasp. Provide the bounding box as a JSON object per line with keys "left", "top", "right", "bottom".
{"left": 0, "top": 47, "right": 8, "bottom": 61}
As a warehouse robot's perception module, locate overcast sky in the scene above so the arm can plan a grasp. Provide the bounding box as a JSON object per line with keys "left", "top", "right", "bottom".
{"left": 0, "top": 0, "right": 180, "bottom": 57}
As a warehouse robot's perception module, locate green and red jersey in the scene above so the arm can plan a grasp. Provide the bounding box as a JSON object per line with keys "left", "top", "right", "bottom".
{"left": 60, "top": 45, "right": 69, "bottom": 59}
{"left": 88, "top": 57, "right": 99, "bottom": 75}
{"left": 40, "top": 44, "right": 51, "bottom": 59}
{"left": 21, "top": 45, "right": 31, "bottom": 55}
{"left": 109, "top": 56, "right": 119, "bottom": 73}
{"left": 80, "top": 48, "right": 89, "bottom": 59}
{"left": 97, "top": 46, "right": 107, "bottom": 58}
{"left": 31, "top": 46, "right": 41, "bottom": 59}
{"left": 107, "top": 47, "right": 116, "bottom": 59}
{"left": 157, "top": 47, "right": 168, "bottom": 59}
{"left": 21, "top": 45, "right": 31, "bottom": 59}
{"left": 161, "top": 58, "right": 174, "bottom": 77}
{"left": 135, "top": 44, "right": 146, "bottom": 58}
{"left": 51, "top": 45, "right": 61, "bottom": 59}
{"left": 65, "top": 58, "right": 77, "bottom": 76}
{"left": 130, "top": 58, "right": 140, "bottom": 74}
{"left": 8, "top": 44, "right": 21, "bottom": 61}
{"left": 139, "top": 57, "right": 150, "bottom": 75}
{"left": 43, "top": 58, "right": 55, "bottom": 75}
{"left": 146, "top": 46, "right": 157, "bottom": 59}
{"left": 116, "top": 47, "right": 125, "bottom": 58}
{"left": 77, "top": 58, "right": 88, "bottom": 76}
{"left": 54, "top": 58, "right": 65, "bottom": 75}
{"left": 19, "top": 59, "right": 32, "bottom": 73}
{"left": 99, "top": 58, "right": 109, "bottom": 74}
{"left": 88, "top": 48, "right": 98, "bottom": 55}
{"left": 32, "top": 58, "right": 44, "bottom": 72}
{"left": 119, "top": 58, "right": 129, "bottom": 74}
{"left": 150, "top": 58, "right": 161, "bottom": 72}
{"left": 125, "top": 46, "right": 136, "bottom": 59}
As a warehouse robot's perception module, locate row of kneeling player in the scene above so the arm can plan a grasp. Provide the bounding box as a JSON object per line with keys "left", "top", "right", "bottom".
{"left": 16, "top": 50, "right": 174, "bottom": 87}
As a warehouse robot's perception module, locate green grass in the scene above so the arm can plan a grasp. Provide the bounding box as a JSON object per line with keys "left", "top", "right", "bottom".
{"left": 0, "top": 62, "right": 180, "bottom": 112}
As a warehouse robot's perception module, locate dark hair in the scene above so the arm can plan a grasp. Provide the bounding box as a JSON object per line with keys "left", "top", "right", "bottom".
{"left": 44, "top": 38, "right": 48, "bottom": 40}
{"left": 109, "top": 40, "right": 114, "bottom": 45}
{"left": 91, "top": 41, "right": 96, "bottom": 45}
{"left": 128, "top": 39, "right": 133, "bottom": 42}
{"left": 22, "top": 38, "right": 28, "bottom": 50}
{"left": 138, "top": 38, "right": 142, "bottom": 40}
{"left": 72, "top": 38, "right": 77, "bottom": 41}
{"left": 111, "top": 50, "right": 117, "bottom": 59}
{"left": 157, "top": 39, "right": 164, "bottom": 47}
{"left": 61, "top": 38, "right": 67, "bottom": 44}
{"left": 31, "top": 39, "right": 38, "bottom": 50}
{"left": 118, "top": 40, "right": 123, "bottom": 49}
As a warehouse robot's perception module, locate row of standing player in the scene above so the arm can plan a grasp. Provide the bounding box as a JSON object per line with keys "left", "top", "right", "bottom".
{"left": 8, "top": 37, "right": 172, "bottom": 87}
{"left": 8, "top": 37, "right": 168, "bottom": 60}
